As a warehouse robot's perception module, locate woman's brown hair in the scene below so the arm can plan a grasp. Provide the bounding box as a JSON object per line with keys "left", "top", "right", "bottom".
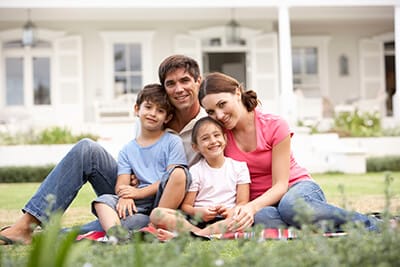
{"left": 198, "top": 72, "right": 259, "bottom": 111}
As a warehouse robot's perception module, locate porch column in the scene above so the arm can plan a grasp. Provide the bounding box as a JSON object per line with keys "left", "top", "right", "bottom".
{"left": 278, "top": 5, "right": 296, "bottom": 125}
{"left": 394, "top": 5, "right": 400, "bottom": 120}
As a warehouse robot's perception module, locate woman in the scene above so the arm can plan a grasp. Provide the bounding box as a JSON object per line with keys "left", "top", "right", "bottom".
{"left": 198, "top": 72, "right": 380, "bottom": 233}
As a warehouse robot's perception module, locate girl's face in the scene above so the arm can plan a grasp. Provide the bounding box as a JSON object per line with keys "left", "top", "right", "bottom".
{"left": 200, "top": 90, "right": 242, "bottom": 130}
{"left": 192, "top": 122, "right": 226, "bottom": 161}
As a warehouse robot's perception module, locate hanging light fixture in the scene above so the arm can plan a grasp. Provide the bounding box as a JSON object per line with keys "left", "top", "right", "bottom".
{"left": 22, "top": 9, "right": 37, "bottom": 47}
{"left": 226, "top": 8, "right": 241, "bottom": 45}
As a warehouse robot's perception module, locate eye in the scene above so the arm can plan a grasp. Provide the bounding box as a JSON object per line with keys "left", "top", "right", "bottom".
{"left": 165, "top": 81, "right": 175, "bottom": 88}
{"left": 217, "top": 101, "right": 226, "bottom": 108}
{"left": 206, "top": 110, "right": 214, "bottom": 116}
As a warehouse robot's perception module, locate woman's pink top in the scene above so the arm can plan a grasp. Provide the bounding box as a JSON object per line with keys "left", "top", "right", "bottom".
{"left": 224, "top": 109, "right": 311, "bottom": 201}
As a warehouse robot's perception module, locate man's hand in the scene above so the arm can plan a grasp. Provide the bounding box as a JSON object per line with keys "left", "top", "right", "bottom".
{"left": 116, "top": 198, "right": 137, "bottom": 219}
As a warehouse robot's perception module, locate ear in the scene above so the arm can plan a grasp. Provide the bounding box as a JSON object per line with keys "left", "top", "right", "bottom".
{"left": 164, "top": 113, "right": 173, "bottom": 124}
{"left": 235, "top": 87, "right": 241, "bottom": 97}
{"left": 191, "top": 143, "right": 199, "bottom": 152}
{"left": 134, "top": 104, "right": 140, "bottom": 116}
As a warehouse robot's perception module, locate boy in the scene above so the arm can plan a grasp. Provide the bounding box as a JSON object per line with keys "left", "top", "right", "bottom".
{"left": 92, "top": 83, "right": 190, "bottom": 234}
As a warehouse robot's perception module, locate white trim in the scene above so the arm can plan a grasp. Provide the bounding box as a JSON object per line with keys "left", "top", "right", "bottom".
{"left": 100, "top": 31, "right": 154, "bottom": 100}
{"left": 0, "top": 0, "right": 398, "bottom": 8}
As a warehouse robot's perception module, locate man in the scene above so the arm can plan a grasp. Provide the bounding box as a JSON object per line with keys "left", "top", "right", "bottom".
{"left": 0, "top": 55, "right": 206, "bottom": 245}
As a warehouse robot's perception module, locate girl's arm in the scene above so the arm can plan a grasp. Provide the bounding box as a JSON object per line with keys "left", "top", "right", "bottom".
{"left": 180, "top": 191, "right": 197, "bottom": 216}
{"left": 219, "top": 183, "right": 250, "bottom": 218}
{"left": 236, "top": 183, "right": 250, "bottom": 206}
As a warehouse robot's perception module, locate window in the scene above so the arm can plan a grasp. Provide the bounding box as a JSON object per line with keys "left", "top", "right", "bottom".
{"left": 113, "top": 43, "right": 142, "bottom": 95}
{"left": 292, "top": 47, "right": 318, "bottom": 77}
{"left": 4, "top": 41, "right": 52, "bottom": 106}
{"left": 101, "top": 31, "right": 154, "bottom": 99}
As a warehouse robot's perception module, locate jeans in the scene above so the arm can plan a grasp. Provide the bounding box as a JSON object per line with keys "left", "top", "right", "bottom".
{"left": 254, "top": 180, "right": 380, "bottom": 231}
{"left": 23, "top": 138, "right": 145, "bottom": 233}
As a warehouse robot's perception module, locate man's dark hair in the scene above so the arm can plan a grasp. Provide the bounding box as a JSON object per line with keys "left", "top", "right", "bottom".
{"left": 158, "top": 54, "right": 200, "bottom": 86}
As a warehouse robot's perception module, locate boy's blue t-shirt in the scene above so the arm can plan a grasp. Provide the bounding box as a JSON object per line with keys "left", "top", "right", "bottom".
{"left": 117, "top": 132, "right": 187, "bottom": 188}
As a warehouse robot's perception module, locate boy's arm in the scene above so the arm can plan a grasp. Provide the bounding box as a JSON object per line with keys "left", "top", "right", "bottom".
{"left": 117, "top": 180, "right": 160, "bottom": 200}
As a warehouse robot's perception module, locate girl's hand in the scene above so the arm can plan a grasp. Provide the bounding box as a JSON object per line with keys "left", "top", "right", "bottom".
{"left": 215, "top": 205, "right": 230, "bottom": 218}
{"left": 116, "top": 198, "right": 137, "bottom": 219}
{"left": 194, "top": 207, "right": 218, "bottom": 222}
{"left": 227, "top": 205, "right": 255, "bottom": 232}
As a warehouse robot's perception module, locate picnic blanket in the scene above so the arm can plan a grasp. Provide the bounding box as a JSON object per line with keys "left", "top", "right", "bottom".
{"left": 76, "top": 226, "right": 347, "bottom": 243}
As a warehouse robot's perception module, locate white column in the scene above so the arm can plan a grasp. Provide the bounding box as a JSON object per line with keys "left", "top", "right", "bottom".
{"left": 278, "top": 5, "right": 296, "bottom": 125}
{"left": 393, "top": 5, "right": 400, "bottom": 120}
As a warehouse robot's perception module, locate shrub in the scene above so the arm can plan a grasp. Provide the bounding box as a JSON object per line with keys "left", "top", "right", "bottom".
{"left": 332, "top": 109, "right": 382, "bottom": 137}
{"left": 367, "top": 156, "right": 400, "bottom": 172}
{"left": 0, "top": 126, "right": 99, "bottom": 145}
{"left": 0, "top": 165, "right": 55, "bottom": 183}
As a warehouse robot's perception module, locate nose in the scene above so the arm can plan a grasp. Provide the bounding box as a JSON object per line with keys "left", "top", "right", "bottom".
{"left": 149, "top": 107, "right": 157, "bottom": 116}
{"left": 174, "top": 82, "right": 185, "bottom": 93}
{"left": 215, "top": 109, "right": 224, "bottom": 121}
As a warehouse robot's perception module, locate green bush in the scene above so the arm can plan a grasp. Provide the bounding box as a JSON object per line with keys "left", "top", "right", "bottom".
{"left": 332, "top": 109, "right": 382, "bottom": 137}
{"left": 367, "top": 156, "right": 400, "bottom": 172}
{"left": 0, "top": 126, "right": 99, "bottom": 145}
{"left": 0, "top": 165, "right": 55, "bottom": 183}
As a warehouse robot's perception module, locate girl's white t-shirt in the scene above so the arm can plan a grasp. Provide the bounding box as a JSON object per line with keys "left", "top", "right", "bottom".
{"left": 188, "top": 157, "right": 250, "bottom": 209}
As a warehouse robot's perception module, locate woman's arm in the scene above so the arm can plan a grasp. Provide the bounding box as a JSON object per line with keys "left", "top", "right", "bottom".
{"left": 228, "top": 135, "right": 291, "bottom": 231}
{"left": 248, "top": 134, "right": 290, "bottom": 213}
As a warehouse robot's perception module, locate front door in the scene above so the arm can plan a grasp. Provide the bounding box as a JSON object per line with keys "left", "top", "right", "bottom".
{"left": 203, "top": 52, "right": 247, "bottom": 85}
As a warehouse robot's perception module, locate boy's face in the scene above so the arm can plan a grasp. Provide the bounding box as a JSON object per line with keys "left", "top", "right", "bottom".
{"left": 192, "top": 122, "right": 226, "bottom": 161}
{"left": 135, "top": 100, "right": 172, "bottom": 131}
{"left": 163, "top": 68, "right": 201, "bottom": 112}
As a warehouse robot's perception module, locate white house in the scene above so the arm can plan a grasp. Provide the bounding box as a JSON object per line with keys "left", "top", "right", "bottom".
{"left": 0, "top": 0, "right": 399, "bottom": 134}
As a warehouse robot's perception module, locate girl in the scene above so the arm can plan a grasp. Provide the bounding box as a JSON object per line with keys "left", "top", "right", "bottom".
{"left": 150, "top": 116, "right": 250, "bottom": 241}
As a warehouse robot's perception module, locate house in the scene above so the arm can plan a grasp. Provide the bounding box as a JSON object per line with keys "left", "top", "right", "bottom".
{"left": 0, "top": 0, "right": 398, "bottom": 136}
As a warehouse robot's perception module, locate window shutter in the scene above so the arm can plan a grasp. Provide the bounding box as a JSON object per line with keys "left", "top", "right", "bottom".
{"left": 250, "top": 33, "right": 279, "bottom": 113}
{"left": 54, "top": 35, "right": 83, "bottom": 122}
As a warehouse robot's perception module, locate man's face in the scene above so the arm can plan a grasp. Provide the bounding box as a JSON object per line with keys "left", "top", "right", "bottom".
{"left": 163, "top": 68, "right": 200, "bottom": 112}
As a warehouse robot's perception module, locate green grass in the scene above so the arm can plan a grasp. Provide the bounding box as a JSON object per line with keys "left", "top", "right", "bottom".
{"left": 314, "top": 172, "right": 400, "bottom": 197}
{"left": 1, "top": 172, "right": 400, "bottom": 267}
{"left": 0, "top": 183, "right": 96, "bottom": 210}
{"left": 0, "top": 172, "right": 398, "bottom": 210}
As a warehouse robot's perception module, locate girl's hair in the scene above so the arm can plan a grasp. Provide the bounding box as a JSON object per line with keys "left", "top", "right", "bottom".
{"left": 191, "top": 116, "right": 225, "bottom": 144}
{"left": 198, "top": 72, "right": 259, "bottom": 112}
{"left": 136, "top": 83, "right": 174, "bottom": 116}
{"left": 158, "top": 54, "right": 201, "bottom": 86}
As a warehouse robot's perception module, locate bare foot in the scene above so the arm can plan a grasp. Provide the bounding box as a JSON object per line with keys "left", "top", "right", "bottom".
{"left": 156, "top": 228, "right": 176, "bottom": 242}
{"left": 0, "top": 225, "right": 33, "bottom": 245}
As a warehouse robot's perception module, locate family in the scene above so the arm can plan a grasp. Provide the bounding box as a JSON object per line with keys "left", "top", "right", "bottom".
{"left": 0, "top": 54, "right": 380, "bottom": 245}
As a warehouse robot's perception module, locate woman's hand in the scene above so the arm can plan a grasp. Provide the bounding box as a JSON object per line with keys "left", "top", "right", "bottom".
{"left": 227, "top": 204, "right": 255, "bottom": 232}
{"left": 116, "top": 198, "right": 137, "bottom": 219}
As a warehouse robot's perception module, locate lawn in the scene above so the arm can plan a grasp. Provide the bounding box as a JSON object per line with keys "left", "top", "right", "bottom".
{"left": 0, "top": 172, "right": 399, "bottom": 228}
{"left": 1, "top": 172, "right": 400, "bottom": 267}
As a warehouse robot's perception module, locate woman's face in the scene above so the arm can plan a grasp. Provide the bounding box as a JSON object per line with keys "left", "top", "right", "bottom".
{"left": 201, "top": 91, "right": 242, "bottom": 130}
